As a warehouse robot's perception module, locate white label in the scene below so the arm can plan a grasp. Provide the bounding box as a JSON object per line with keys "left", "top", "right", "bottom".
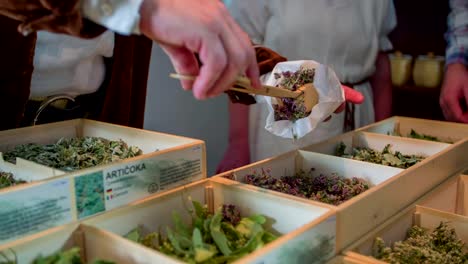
{"left": 0, "top": 179, "right": 73, "bottom": 244}
{"left": 75, "top": 145, "right": 204, "bottom": 219}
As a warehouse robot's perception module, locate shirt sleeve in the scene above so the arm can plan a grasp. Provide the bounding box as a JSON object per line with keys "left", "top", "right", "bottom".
{"left": 225, "top": 0, "right": 270, "bottom": 44}
{"left": 445, "top": 0, "right": 468, "bottom": 66}
{"left": 379, "top": 0, "right": 397, "bottom": 52}
{"left": 82, "top": 0, "right": 144, "bottom": 36}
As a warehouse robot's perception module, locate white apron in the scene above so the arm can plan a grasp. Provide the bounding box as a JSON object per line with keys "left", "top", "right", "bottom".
{"left": 227, "top": 0, "right": 396, "bottom": 162}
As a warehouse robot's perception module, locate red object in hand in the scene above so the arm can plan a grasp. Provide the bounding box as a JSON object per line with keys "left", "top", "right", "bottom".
{"left": 334, "top": 85, "right": 364, "bottom": 114}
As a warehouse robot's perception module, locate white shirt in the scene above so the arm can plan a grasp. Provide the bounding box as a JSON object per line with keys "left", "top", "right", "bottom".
{"left": 30, "top": 0, "right": 145, "bottom": 98}
{"left": 30, "top": 30, "right": 114, "bottom": 98}
{"left": 226, "top": 0, "right": 396, "bottom": 162}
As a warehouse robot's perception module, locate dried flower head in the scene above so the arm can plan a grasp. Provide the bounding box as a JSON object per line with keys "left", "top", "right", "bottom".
{"left": 222, "top": 204, "right": 241, "bottom": 226}
{"left": 373, "top": 222, "right": 468, "bottom": 263}
{"left": 273, "top": 67, "right": 315, "bottom": 122}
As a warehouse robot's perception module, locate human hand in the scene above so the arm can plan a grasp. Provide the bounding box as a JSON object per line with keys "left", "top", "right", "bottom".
{"left": 139, "top": 0, "right": 260, "bottom": 99}
{"left": 216, "top": 140, "right": 250, "bottom": 174}
{"left": 439, "top": 63, "right": 468, "bottom": 123}
{"left": 323, "top": 85, "right": 364, "bottom": 121}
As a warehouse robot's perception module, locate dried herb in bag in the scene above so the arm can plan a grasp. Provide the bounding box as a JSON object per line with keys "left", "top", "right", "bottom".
{"left": 243, "top": 168, "right": 369, "bottom": 205}
{"left": 125, "top": 201, "right": 277, "bottom": 263}
{"left": 273, "top": 67, "right": 315, "bottom": 122}
{"left": 335, "top": 142, "right": 425, "bottom": 169}
{"left": 3, "top": 137, "right": 142, "bottom": 171}
{"left": 373, "top": 222, "right": 468, "bottom": 264}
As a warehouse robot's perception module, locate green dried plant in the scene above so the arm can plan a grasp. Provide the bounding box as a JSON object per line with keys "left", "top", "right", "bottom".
{"left": 389, "top": 129, "right": 452, "bottom": 143}
{"left": 335, "top": 142, "right": 425, "bottom": 169}
{"left": 3, "top": 137, "right": 142, "bottom": 171}
{"left": 372, "top": 222, "right": 468, "bottom": 264}
{"left": 125, "top": 201, "right": 277, "bottom": 264}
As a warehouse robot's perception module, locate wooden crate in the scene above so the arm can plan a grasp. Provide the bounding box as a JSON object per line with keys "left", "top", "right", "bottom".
{"left": 418, "top": 173, "right": 468, "bottom": 218}
{"left": 0, "top": 119, "right": 207, "bottom": 244}
{"left": 302, "top": 131, "right": 451, "bottom": 161}
{"left": 327, "top": 255, "right": 367, "bottom": 264}
{"left": 344, "top": 205, "right": 468, "bottom": 263}
{"left": 0, "top": 223, "right": 158, "bottom": 264}
{"left": 356, "top": 116, "right": 468, "bottom": 143}
{"left": 218, "top": 131, "right": 467, "bottom": 249}
{"left": 0, "top": 154, "right": 59, "bottom": 189}
{"left": 84, "top": 179, "right": 337, "bottom": 264}
{"left": 213, "top": 149, "right": 403, "bottom": 250}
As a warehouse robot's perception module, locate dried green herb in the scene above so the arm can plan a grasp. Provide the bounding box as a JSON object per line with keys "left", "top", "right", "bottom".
{"left": 3, "top": 137, "right": 142, "bottom": 171}
{"left": 372, "top": 222, "right": 468, "bottom": 264}
{"left": 273, "top": 67, "right": 315, "bottom": 122}
{"left": 0, "top": 247, "right": 115, "bottom": 264}
{"left": 125, "top": 201, "right": 277, "bottom": 263}
{"left": 0, "top": 171, "right": 26, "bottom": 189}
{"left": 389, "top": 129, "right": 452, "bottom": 143}
{"left": 335, "top": 142, "right": 425, "bottom": 169}
{"left": 243, "top": 168, "right": 370, "bottom": 205}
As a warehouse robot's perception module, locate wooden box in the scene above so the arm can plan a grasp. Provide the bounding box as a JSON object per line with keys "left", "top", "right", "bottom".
{"left": 0, "top": 119, "right": 206, "bottom": 244}
{"left": 344, "top": 205, "right": 468, "bottom": 263}
{"left": 0, "top": 223, "right": 156, "bottom": 264}
{"left": 213, "top": 149, "right": 403, "bottom": 250}
{"left": 84, "top": 179, "right": 337, "bottom": 264}
{"left": 418, "top": 173, "right": 468, "bottom": 218}
{"left": 0, "top": 154, "right": 58, "bottom": 190}
{"left": 357, "top": 116, "right": 468, "bottom": 143}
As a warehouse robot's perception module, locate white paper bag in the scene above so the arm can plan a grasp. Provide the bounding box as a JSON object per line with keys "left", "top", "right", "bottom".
{"left": 258, "top": 60, "right": 344, "bottom": 139}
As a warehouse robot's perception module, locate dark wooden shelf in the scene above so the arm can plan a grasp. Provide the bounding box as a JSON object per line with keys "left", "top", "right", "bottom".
{"left": 392, "top": 84, "right": 445, "bottom": 121}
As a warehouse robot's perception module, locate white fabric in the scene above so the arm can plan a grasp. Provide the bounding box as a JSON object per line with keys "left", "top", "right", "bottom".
{"left": 226, "top": 0, "right": 396, "bottom": 162}
{"left": 30, "top": 30, "right": 114, "bottom": 98}
{"left": 82, "top": 0, "right": 144, "bottom": 35}
{"left": 261, "top": 60, "right": 344, "bottom": 139}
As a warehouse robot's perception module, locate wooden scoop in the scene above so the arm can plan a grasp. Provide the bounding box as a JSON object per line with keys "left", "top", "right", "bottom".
{"left": 169, "top": 73, "right": 319, "bottom": 112}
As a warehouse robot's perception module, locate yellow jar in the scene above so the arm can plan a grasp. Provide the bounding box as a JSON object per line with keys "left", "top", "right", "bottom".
{"left": 390, "top": 51, "right": 413, "bottom": 87}
{"left": 412, "top": 53, "right": 445, "bottom": 88}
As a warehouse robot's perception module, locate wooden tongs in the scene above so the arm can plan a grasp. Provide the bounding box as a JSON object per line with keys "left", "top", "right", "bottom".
{"left": 169, "top": 73, "right": 319, "bottom": 112}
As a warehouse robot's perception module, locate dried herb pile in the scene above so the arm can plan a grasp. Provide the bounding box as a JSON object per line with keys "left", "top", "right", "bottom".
{"left": 273, "top": 67, "right": 315, "bottom": 122}
{"left": 373, "top": 222, "right": 468, "bottom": 264}
{"left": 0, "top": 171, "right": 26, "bottom": 190}
{"left": 0, "top": 247, "right": 114, "bottom": 264}
{"left": 335, "top": 142, "right": 425, "bottom": 169}
{"left": 243, "top": 168, "right": 369, "bottom": 205}
{"left": 3, "top": 137, "right": 142, "bottom": 171}
{"left": 391, "top": 129, "right": 452, "bottom": 143}
{"left": 125, "top": 201, "right": 277, "bottom": 263}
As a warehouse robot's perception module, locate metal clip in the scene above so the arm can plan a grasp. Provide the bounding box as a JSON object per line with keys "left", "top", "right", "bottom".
{"left": 33, "top": 95, "right": 75, "bottom": 125}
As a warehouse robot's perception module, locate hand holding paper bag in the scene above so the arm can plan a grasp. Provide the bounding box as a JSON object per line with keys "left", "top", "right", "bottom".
{"left": 259, "top": 60, "right": 348, "bottom": 139}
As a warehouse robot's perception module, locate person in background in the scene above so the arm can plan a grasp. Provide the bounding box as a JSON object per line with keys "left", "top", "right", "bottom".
{"left": 440, "top": 0, "right": 468, "bottom": 123}
{"left": 217, "top": 0, "right": 396, "bottom": 173}
{"left": 0, "top": 0, "right": 260, "bottom": 130}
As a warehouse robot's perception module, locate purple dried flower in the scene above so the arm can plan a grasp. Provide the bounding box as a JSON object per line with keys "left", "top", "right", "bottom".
{"left": 222, "top": 204, "right": 241, "bottom": 226}
{"left": 243, "top": 168, "right": 370, "bottom": 206}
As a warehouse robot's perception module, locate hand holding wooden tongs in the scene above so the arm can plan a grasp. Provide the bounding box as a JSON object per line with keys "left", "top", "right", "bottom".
{"left": 169, "top": 73, "right": 319, "bottom": 112}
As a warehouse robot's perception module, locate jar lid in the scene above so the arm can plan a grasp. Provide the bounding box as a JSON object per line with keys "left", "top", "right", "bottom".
{"left": 390, "top": 51, "right": 412, "bottom": 61}
{"left": 416, "top": 52, "right": 444, "bottom": 62}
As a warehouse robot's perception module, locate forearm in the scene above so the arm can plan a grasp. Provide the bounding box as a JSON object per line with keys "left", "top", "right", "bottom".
{"left": 0, "top": 0, "right": 145, "bottom": 38}
{"left": 370, "top": 52, "right": 393, "bottom": 121}
{"left": 228, "top": 101, "right": 250, "bottom": 144}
